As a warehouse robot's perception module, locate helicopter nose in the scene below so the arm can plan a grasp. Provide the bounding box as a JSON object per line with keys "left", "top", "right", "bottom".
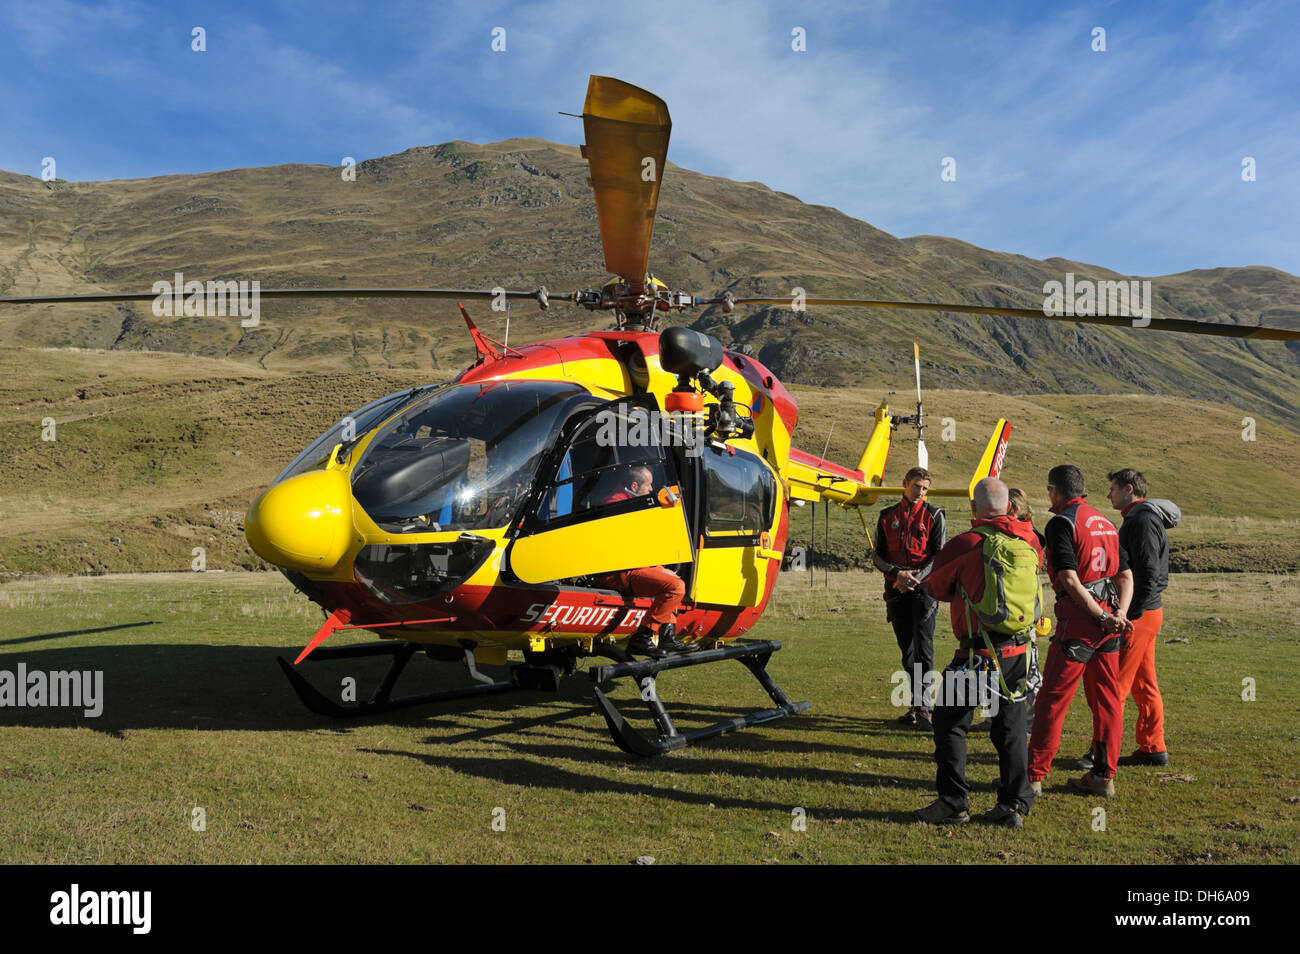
{"left": 245, "top": 469, "right": 355, "bottom": 573}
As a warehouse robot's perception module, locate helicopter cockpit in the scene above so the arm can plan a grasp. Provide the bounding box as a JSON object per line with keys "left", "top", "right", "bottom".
{"left": 349, "top": 380, "right": 596, "bottom": 533}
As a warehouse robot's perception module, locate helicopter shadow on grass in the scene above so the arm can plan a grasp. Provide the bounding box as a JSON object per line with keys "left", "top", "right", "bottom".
{"left": 0, "top": 638, "right": 787, "bottom": 746}
{"left": 0, "top": 621, "right": 160, "bottom": 649}
{"left": 385, "top": 688, "right": 945, "bottom": 819}
{"left": 358, "top": 743, "right": 919, "bottom": 822}
{"left": 0, "top": 636, "right": 1030, "bottom": 793}
{"left": 0, "top": 640, "right": 576, "bottom": 738}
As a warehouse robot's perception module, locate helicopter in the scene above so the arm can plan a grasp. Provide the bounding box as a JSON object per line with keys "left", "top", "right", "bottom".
{"left": 4, "top": 76, "right": 1298, "bottom": 756}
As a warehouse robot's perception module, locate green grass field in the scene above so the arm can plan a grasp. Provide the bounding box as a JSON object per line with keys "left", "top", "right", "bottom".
{"left": 2, "top": 570, "right": 1296, "bottom": 864}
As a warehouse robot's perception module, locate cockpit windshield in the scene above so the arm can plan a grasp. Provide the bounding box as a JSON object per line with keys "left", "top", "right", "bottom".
{"left": 274, "top": 387, "right": 430, "bottom": 485}
{"left": 350, "top": 380, "right": 595, "bottom": 533}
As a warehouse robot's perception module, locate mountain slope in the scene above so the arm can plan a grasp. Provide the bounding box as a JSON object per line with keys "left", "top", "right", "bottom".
{"left": 1, "top": 137, "right": 1298, "bottom": 425}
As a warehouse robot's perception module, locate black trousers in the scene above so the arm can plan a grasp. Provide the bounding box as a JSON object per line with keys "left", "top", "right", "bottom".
{"left": 933, "top": 651, "right": 1036, "bottom": 815}
{"left": 887, "top": 589, "right": 936, "bottom": 712}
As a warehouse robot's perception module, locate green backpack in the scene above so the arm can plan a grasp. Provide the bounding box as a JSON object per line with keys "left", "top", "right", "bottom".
{"left": 961, "top": 525, "right": 1043, "bottom": 638}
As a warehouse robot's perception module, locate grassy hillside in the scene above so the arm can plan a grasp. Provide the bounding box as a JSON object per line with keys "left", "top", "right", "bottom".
{"left": 2, "top": 139, "right": 1298, "bottom": 425}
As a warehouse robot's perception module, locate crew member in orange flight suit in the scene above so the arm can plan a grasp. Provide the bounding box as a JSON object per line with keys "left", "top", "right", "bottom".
{"left": 1027, "top": 464, "right": 1134, "bottom": 798}
{"left": 599, "top": 464, "right": 692, "bottom": 657}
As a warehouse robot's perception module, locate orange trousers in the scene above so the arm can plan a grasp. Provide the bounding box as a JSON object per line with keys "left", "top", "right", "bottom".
{"left": 1117, "top": 607, "right": 1166, "bottom": 752}
{"left": 610, "top": 567, "right": 685, "bottom": 628}
{"left": 1084, "top": 606, "right": 1166, "bottom": 753}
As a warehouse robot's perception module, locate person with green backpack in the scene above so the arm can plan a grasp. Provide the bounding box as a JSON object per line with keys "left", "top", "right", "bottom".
{"left": 914, "top": 477, "right": 1045, "bottom": 828}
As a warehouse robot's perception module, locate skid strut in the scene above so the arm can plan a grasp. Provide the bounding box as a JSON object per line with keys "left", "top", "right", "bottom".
{"left": 278, "top": 641, "right": 518, "bottom": 717}
{"left": 588, "top": 639, "right": 810, "bottom": 757}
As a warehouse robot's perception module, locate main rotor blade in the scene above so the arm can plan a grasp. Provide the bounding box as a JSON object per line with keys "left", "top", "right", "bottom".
{"left": 707, "top": 296, "right": 1300, "bottom": 341}
{"left": 0, "top": 287, "right": 569, "bottom": 306}
{"left": 581, "top": 75, "right": 671, "bottom": 293}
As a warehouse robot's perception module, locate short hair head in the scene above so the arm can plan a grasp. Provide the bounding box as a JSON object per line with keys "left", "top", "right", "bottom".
{"left": 972, "top": 477, "right": 1009, "bottom": 518}
{"left": 1007, "top": 487, "right": 1032, "bottom": 521}
{"left": 1107, "top": 468, "right": 1148, "bottom": 498}
{"left": 628, "top": 464, "right": 653, "bottom": 486}
{"left": 903, "top": 466, "right": 931, "bottom": 486}
{"left": 1047, "top": 464, "right": 1086, "bottom": 499}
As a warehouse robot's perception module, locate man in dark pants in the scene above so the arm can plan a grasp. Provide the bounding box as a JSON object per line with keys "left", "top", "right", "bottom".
{"left": 914, "top": 477, "right": 1044, "bottom": 827}
{"left": 873, "top": 467, "right": 946, "bottom": 729}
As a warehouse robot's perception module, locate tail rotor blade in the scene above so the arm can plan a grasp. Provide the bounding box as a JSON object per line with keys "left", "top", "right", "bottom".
{"left": 913, "top": 341, "right": 927, "bottom": 467}
{"left": 913, "top": 341, "right": 923, "bottom": 404}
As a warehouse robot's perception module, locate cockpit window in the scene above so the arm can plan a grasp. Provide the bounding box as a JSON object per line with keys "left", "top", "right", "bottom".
{"left": 536, "top": 403, "right": 673, "bottom": 522}
{"left": 350, "top": 380, "right": 594, "bottom": 532}
{"left": 702, "top": 445, "right": 776, "bottom": 536}
{"left": 274, "top": 387, "right": 425, "bottom": 485}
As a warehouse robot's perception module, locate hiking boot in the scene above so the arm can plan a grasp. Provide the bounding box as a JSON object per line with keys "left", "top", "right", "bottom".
{"left": 1118, "top": 749, "right": 1170, "bottom": 767}
{"left": 981, "top": 804, "right": 1024, "bottom": 828}
{"left": 1067, "top": 772, "right": 1115, "bottom": 798}
{"left": 626, "top": 627, "right": 665, "bottom": 658}
{"left": 914, "top": 799, "right": 970, "bottom": 825}
{"left": 1076, "top": 749, "right": 1095, "bottom": 772}
{"left": 914, "top": 709, "right": 934, "bottom": 731}
{"left": 652, "top": 623, "right": 696, "bottom": 655}
{"left": 897, "top": 707, "right": 917, "bottom": 725}
{"left": 1030, "top": 780, "right": 1043, "bottom": 796}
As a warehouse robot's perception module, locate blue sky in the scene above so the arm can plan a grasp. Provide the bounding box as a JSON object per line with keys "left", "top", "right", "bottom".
{"left": 2, "top": 0, "right": 1297, "bottom": 277}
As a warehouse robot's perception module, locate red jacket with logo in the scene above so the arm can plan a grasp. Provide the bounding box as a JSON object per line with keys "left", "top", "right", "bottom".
{"left": 1044, "top": 496, "right": 1127, "bottom": 624}
{"left": 873, "top": 497, "right": 946, "bottom": 589}
{"left": 925, "top": 513, "right": 1044, "bottom": 639}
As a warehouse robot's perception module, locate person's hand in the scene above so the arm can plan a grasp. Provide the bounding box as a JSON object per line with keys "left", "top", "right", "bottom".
{"left": 895, "top": 570, "right": 918, "bottom": 592}
{"left": 1101, "top": 613, "right": 1132, "bottom": 636}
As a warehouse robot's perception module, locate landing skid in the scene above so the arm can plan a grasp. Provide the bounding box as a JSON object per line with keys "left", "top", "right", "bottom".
{"left": 277, "top": 641, "right": 519, "bottom": 717}
{"left": 277, "top": 637, "right": 809, "bottom": 756}
{"left": 588, "top": 639, "right": 810, "bottom": 756}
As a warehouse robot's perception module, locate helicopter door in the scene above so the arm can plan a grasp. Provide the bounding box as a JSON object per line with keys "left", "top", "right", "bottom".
{"left": 507, "top": 399, "right": 693, "bottom": 585}
{"left": 690, "top": 444, "right": 780, "bottom": 607}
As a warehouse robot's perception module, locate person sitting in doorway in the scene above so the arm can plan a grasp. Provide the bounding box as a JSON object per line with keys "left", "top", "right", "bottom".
{"left": 597, "top": 464, "right": 693, "bottom": 657}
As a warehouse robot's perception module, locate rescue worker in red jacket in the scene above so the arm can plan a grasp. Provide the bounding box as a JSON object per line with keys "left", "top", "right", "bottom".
{"left": 914, "top": 477, "right": 1043, "bottom": 827}
{"left": 872, "top": 466, "right": 946, "bottom": 730}
{"left": 598, "top": 464, "right": 691, "bottom": 657}
{"left": 1027, "top": 465, "right": 1135, "bottom": 797}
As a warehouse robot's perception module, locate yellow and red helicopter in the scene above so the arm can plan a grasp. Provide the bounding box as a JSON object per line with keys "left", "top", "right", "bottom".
{"left": 4, "top": 76, "right": 1297, "bottom": 755}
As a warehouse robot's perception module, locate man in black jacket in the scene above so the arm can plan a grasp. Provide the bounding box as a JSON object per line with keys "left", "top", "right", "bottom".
{"left": 1081, "top": 468, "right": 1178, "bottom": 769}
{"left": 873, "top": 467, "right": 947, "bottom": 729}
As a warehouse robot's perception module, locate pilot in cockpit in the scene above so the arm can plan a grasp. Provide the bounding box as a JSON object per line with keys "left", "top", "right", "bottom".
{"left": 595, "top": 464, "right": 695, "bottom": 657}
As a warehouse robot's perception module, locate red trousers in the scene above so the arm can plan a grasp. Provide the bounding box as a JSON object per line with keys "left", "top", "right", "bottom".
{"left": 1028, "top": 617, "right": 1123, "bottom": 780}
{"left": 609, "top": 566, "right": 685, "bottom": 628}
{"left": 1092, "top": 607, "right": 1165, "bottom": 752}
